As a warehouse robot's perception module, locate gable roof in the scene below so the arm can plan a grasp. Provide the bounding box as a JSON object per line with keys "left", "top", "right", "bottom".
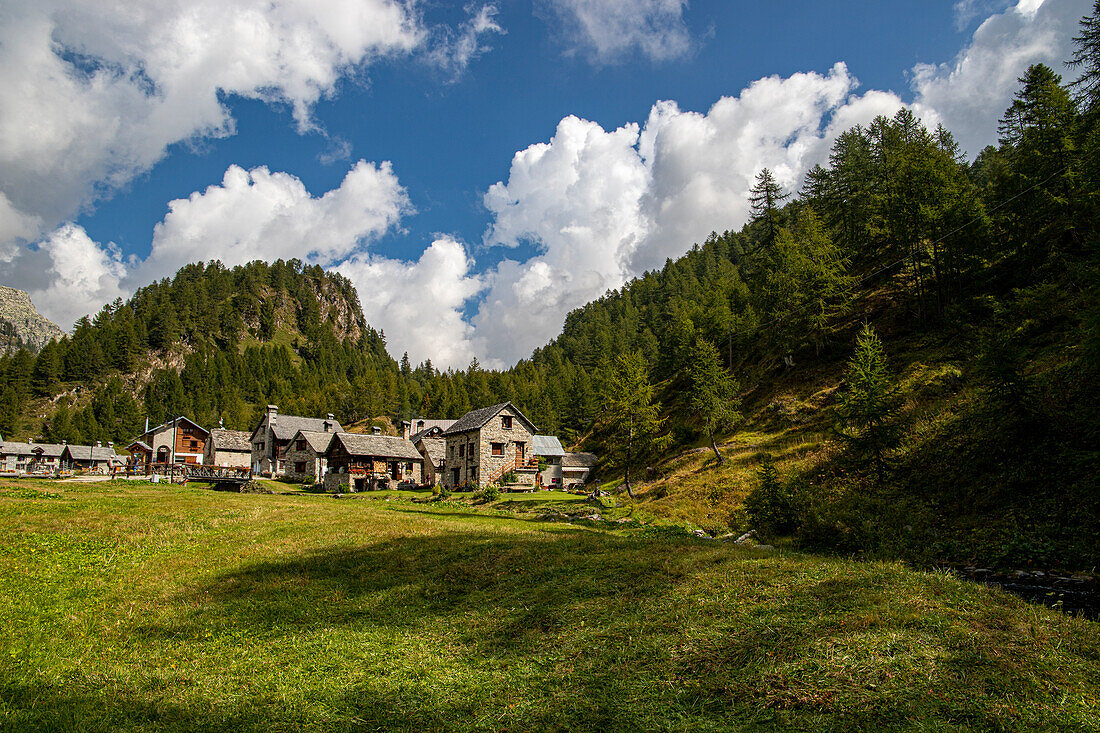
{"left": 208, "top": 429, "right": 251, "bottom": 452}
{"left": 127, "top": 440, "right": 152, "bottom": 452}
{"left": 409, "top": 425, "right": 446, "bottom": 442}
{"left": 259, "top": 414, "right": 344, "bottom": 441}
{"left": 532, "top": 435, "right": 565, "bottom": 457}
{"left": 63, "top": 444, "right": 117, "bottom": 462}
{"left": 561, "top": 452, "right": 598, "bottom": 468}
{"left": 143, "top": 416, "right": 208, "bottom": 439}
{"left": 442, "top": 402, "right": 536, "bottom": 436}
{"left": 414, "top": 436, "right": 446, "bottom": 466}
{"left": 332, "top": 433, "right": 422, "bottom": 461}
{"left": 292, "top": 430, "right": 337, "bottom": 454}
{"left": 0, "top": 442, "right": 34, "bottom": 456}
{"left": 30, "top": 443, "right": 65, "bottom": 457}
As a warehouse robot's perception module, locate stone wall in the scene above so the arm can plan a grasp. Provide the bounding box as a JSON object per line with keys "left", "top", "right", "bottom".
{"left": 477, "top": 405, "right": 534, "bottom": 484}
{"left": 283, "top": 445, "right": 323, "bottom": 482}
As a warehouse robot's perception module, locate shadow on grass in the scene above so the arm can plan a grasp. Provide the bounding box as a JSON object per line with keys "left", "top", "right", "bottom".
{"left": 136, "top": 530, "right": 696, "bottom": 654}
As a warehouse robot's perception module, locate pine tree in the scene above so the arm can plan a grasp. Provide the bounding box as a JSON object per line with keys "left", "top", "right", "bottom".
{"left": 687, "top": 338, "right": 741, "bottom": 464}
{"left": 600, "top": 350, "right": 670, "bottom": 498}
{"left": 835, "top": 325, "right": 901, "bottom": 485}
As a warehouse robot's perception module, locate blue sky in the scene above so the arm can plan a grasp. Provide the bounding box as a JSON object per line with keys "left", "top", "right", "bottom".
{"left": 0, "top": 0, "right": 1089, "bottom": 367}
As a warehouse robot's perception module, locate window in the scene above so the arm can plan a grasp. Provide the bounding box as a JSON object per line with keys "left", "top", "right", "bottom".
{"left": 189, "top": 440, "right": 198, "bottom": 450}
{"left": 491, "top": 442, "right": 504, "bottom": 456}
{"left": 295, "top": 462, "right": 306, "bottom": 474}
{"left": 257, "top": 442, "right": 265, "bottom": 452}
{"left": 459, "top": 444, "right": 465, "bottom": 457}
{"left": 501, "top": 416, "right": 512, "bottom": 429}
{"left": 296, "top": 439, "right": 307, "bottom": 451}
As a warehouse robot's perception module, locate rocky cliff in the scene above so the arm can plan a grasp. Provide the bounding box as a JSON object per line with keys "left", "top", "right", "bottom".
{"left": 0, "top": 286, "right": 66, "bottom": 353}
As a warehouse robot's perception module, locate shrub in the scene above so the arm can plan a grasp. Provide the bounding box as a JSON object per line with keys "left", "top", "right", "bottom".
{"left": 744, "top": 454, "right": 797, "bottom": 537}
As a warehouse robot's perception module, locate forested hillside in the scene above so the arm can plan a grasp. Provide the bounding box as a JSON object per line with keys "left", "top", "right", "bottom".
{"left": 2, "top": 12, "right": 1099, "bottom": 569}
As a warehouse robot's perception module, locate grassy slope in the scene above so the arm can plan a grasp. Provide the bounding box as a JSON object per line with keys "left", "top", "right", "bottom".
{"left": 1, "top": 480, "right": 1098, "bottom": 732}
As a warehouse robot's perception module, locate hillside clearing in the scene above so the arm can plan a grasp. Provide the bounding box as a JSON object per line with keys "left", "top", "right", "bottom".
{"left": 1, "top": 479, "right": 1098, "bottom": 732}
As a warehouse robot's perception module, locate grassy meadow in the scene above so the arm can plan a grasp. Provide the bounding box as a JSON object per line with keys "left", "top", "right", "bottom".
{"left": 1, "top": 478, "right": 1099, "bottom": 731}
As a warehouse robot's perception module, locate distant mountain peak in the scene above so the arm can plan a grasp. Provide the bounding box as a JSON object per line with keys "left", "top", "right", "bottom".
{"left": 0, "top": 285, "right": 65, "bottom": 354}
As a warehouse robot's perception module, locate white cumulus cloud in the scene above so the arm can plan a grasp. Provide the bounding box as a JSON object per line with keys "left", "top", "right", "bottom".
{"left": 337, "top": 237, "right": 487, "bottom": 369}
{"left": 134, "top": 161, "right": 410, "bottom": 285}
{"left": 911, "top": 0, "right": 1090, "bottom": 156}
{"left": 19, "top": 225, "right": 130, "bottom": 331}
{"left": 0, "top": 0, "right": 423, "bottom": 243}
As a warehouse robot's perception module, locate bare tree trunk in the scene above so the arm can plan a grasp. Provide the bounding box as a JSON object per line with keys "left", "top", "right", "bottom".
{"left": 710, "top": 429, "right": 723, "bottom": 465}
{"left": 624, "top": 464, "right": 634, "bottom": 499}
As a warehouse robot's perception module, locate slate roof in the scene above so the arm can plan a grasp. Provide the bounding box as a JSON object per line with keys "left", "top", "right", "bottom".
{"left": 532, "top": 435, "right": 566, "bottom": 457}
{"left": 442, "top": 402, "right": 536, "bottom": 436}
{"left": 208, "top": 429, "right": 252, "bottom": 452}
{"left": 0, "top": 442, "right": 34, "bottom": 456}
{"left": 333, "top": 433, "right": 422, "bottom": 460}
{"left": 127, "top": 440, "right": 152, "bottom": 452}
{"left": 266, "top": 414, "right": 344, "bottom": 441}
{"left": 561, "top": 452, "right": 598, "bottom": 468}
{"left": 406, "top": 418, "right": 455, "bottom": 435}
{"left": 414, "top": 436, "right": 446, "bottom": 466}
{"left": 293, "top": 430, "right": 337, "bottom": 454}
{"left": 63, "top": 444, "right": 117, "bottom": 462}
{"left": 30, "top": 443, "right": 65, "bottom": 457}
{"left": 409, "top": 425, "right": 447, "bottom": 442}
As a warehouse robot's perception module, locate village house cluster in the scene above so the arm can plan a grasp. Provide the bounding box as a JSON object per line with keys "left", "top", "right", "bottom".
{"left": 0, "top": 402, "right": 596, "bottom": 491}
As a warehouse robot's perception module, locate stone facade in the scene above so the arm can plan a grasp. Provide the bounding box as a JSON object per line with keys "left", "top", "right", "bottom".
{"left": 282, "top": 430, "right": 335, "bottom": 483}
{"left": 443, "top": 403, "right": 536, "bottom": 489}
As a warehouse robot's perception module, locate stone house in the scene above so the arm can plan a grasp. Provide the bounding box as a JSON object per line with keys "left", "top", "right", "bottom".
{"left": 61, "top": 443, "right": 119, "bottom": 473}
{"left": 0, "top": 441, "right": 63, "bottom": 474}
{"left": 250, "top": 405, "right": 342, "bottom": 476}
{"left": 204, "top": 428, "right": 253, "bottom": 468}
{"left": 284, "top": 428, "right": 337, "bottom": 483}
{"left": 323, "top": 432, "right": 423, "bottom": 492}
{"left": 128, "top": 417, "right": 209, "bottom": 467}
{"left": 442, "top": 402, "right": 538, "bottom": 489}
{"left": 410, "top": 425, "right": 446, "bottom": 486}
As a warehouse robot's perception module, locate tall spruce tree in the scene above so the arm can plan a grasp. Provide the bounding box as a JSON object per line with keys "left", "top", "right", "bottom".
{"left": 835, "top": 325, "right": 901, "bottom": 486}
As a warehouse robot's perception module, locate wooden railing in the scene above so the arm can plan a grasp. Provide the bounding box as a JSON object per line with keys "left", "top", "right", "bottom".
{"left": 487, "top": 454, "right": 540, "bottom": 485}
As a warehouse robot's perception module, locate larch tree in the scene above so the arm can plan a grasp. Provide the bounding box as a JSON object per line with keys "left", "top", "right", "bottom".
{"left": 687, "top": 338, "right": 741, "bottom": 464}
{"left": 600, "top": 350, "right": 669, "bottom": 498}
{"left": 747, "top": 168, "right": 790, "bottom": 252}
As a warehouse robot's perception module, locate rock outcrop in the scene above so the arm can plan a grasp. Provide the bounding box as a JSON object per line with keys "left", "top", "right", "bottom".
{"left": 0, "top": 286, "right": 65, "bottom": 353}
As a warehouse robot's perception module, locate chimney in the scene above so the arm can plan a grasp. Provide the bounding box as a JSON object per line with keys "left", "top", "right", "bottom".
{"left": 219, "top": 417, "right": 224, "bottom": 429}
{"left": 324, "top": 413, "right": 334, "bottom": 433}
{"left": 371, "top": 426, "right": 382, "bottom": 435}
{"left": 96, "top": 441, "right": 102, "bottom": 447}
{"left": 267, "top": 405, "right": 278, "bottom": 424}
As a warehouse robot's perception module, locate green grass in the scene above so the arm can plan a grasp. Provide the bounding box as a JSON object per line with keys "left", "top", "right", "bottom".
{"left": 1, "top": 479, "right": 1098, "bottom": 731}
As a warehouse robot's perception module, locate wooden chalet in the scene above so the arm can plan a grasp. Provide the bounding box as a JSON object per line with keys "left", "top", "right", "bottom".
{"left": 128, "top": 416, "right": 209, "bottom": 470}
